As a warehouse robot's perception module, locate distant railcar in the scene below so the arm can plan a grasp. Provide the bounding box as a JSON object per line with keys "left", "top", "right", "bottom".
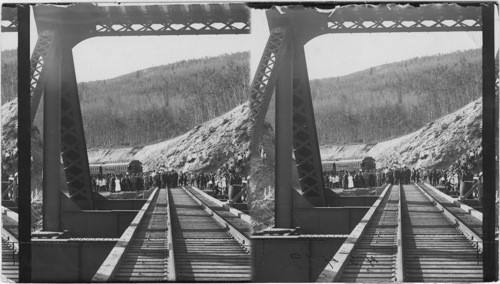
{"left": 322, "top": 159, "right": 367, "bottom": 172}
{"left": 89, "top": 160, "right": 143, "bottom": 175}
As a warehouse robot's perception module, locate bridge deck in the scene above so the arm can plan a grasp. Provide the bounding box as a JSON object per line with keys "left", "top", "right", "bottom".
{"left": 170, "top": 187, "right": 250, "bottom": 282}
{"left": 112, "top": 188, "right": 170, "bottom": 282}
{"left": 339, "top": 185, "right": 399, "bottom": 282}
{"left": 418, "top": 183, "right": 482, "bottom": 238}
{"left": 183, "top": 186, "right": 251, "bottom": 238}
{"left": 2, "top": 238, "right": 18, "bottom": 283}
{"left": 402, "top": 184, "right": 483, "bottom": 282}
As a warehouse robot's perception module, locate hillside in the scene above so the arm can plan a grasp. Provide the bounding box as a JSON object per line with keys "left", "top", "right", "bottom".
{"left": 2, "top": 49, "right": 480, "bottom": 148}
{"left": 1, "top": 51, "right": 250, "bottom": 149}
{"left": 249, "top": 96, "right": 484, "bottom": 231}
{"left": 87, "top": 102, "right": 251, "bottom": 173}
{"left": 310, "top": 48, "right": 481, "bottom": 145}
{"left": 1, "top": 49, "right": 17, "bottom": 104}
{"left": 320, "top": 98, "right": 483, "bottom": 170}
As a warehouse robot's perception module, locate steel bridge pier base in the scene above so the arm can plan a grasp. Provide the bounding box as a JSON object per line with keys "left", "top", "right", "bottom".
{"left": 275, "top": 40, "right": 294, "bottom": 228}
{"left": 42, "top": 43, "right": 62, "bottom": 232}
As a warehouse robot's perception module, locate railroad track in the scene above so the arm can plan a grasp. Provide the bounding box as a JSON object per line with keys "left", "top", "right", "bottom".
{"left": 170, "top": 187, "right": 250, "bottom": 282}
{"left": 2, "top": 209, "right": 19, "bottom": 283}
{"left": 337, "top": 183, "right": 483, "bottom": 282}
{"left": 417, "top": 183, "right": 482, "bottom": 238}
{"left": 339, "top": 185, "right": 399, "bottom": 283}
{"left": 2, "top": 237, "right": 18, "bottom": 283}
{"left": 402, "top": 183, "right": 482, "bottom": 282}
{"left": 112, "top": 188, "right": 171, "bottom": 282}
{"left": 109, "top": 186, "right": 250, "bottom": 282}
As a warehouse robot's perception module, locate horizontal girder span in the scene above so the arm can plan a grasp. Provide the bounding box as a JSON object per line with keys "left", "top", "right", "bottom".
{"left": 325, "top": 4, "right": 482, "bottom": 33}
{"left": 2, "top": 4, "right": 250, "bottom": 35}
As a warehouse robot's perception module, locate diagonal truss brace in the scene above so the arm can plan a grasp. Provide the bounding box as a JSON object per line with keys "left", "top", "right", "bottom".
{"left": 248, "top": 27, "right": 288, "bottom": 152}
{"left": 30, "top": 30, "right": 57, "bottom": 123}
{"left": 58, "top": 44, "right": 95, "bottom": 210}
{"left": 291, "top": 45, "right": 326, "bottom": 207}
{"left": 30, "top": 32, "right": 95, "bottom": 210}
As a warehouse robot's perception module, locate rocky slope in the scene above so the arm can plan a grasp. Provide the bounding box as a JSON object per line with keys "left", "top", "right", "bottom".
{"left": 88, "top": 102, "right": 251, "bottom": 173}
{"left": 320, "top": 98, "right": 482, "bottom": 169}
{"left": 1, "top": 99, "right": 67, "bottom": 197}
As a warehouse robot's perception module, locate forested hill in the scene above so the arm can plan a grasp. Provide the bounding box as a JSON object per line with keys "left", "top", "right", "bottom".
{"left": 310, "top": 48, "right": 481, "bottom": 145}
{"left": 78, "top": 52, "right": 249, "bottom": 148}
{"left": 1, "top": 51, "right": 249, "bottom": 148}
{"left": 1, "top": 49, "right": 17, "bottom": 103}
{"left": 1, "top": 49, "right": 482, "bottom": 148}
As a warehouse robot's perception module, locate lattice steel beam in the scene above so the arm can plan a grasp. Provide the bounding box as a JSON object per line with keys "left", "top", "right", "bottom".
{"left": 59, "top": 45, "right": 95, "bottom": 210}
{"left": 264, "top": 4, "right": 482, "bottom": 39}
{"left": 30, "top": 3, "right": 250, "bottom": 37}
{"left": 30, "top": 30, "right": 57, "bottom": 123}
{"left": 1, "top": 6, "right": 18, "bottom": 32}
{"left": 291, "top": 45, "right": 325, "bottom": 207}
{"left": 325, "top": 4, "right": 482, "bottom": 33}
{"left": 248, "top": 27, "right": 288, "bottom": 150}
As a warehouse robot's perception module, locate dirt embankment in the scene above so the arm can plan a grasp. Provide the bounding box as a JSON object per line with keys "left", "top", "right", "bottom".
{"left": 320, "top": 98, "right": 482, "bottom": 170}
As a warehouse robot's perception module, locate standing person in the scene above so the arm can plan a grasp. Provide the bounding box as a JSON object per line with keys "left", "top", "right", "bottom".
{"left": 136, "top": 174, "right": 143, "bottom": 192}
{"left": 161, "top": 171, "right": 168, "bottom": 188}
{"left": 343, "top": 172, "right": 349, "bottom": 189}
{"left": 121, "top": 174, "right": 129, "bottom": 191}
{"left": 115, "top": 175, "right": 122, "bottom": 192}
{"left": 110, "top": 175, "right": 116, "bottom": 192}
{"left": 348, "top": 172, "right": 354, "bottom": 189}
{"left": 143, "top": 173, "right": 149, "bottom": 191}
{"left": 101, "top": 176, "right": 107, "bottom": 192}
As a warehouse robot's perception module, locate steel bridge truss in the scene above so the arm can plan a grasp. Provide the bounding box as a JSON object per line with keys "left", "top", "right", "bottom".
{"left": 3, "top": 3, "right": 250, "bottom": 211}
{"left": 325, "top": 4, "right": 482, "bottom": 33}
{"left": 248, "top": 4, "right": 482, "bottom": 221}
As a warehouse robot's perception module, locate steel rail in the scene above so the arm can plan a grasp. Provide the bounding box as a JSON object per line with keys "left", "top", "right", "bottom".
{"left": 401, "top": 183, "right": 483, "bottom": 282}
{"left": 395, "top": 183, "right": 404, "bottom": 282}
{"left": 317, "top": 183, "right": 393, "bottom": 282}
{"left": 166, "top": 187, "right": 176, "bottom": 281}
{"left": 423, "top": 182, "right": 483, "bottom": 221}
{"left": 414, "top": 183, "right": 483, "bottom": 251}
{"left": 91, "top": 187, "right": 159, "bottom": 282}
{"left": 169, "top": 187, "right": 250, "bottom": 281}
{"left": 181, "top": 186, "right": 250, "bottom": 248}
{"left": 190, "top": 186, "right": 251, "bottom": 224}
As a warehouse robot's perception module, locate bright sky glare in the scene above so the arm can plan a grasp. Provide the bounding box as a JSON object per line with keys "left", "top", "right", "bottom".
{"left": 1, "top": 6, "right": 486, "bottom": 82}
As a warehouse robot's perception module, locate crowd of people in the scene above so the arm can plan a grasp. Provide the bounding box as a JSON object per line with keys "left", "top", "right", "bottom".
{"left": 323, "top": 146, "right": 483, "bottom": 193}
{"left": 91, "top": 150, "right": 250, "bottom": 202}
{"left": 324, "top": 167, "right": 421, "bottom": 189}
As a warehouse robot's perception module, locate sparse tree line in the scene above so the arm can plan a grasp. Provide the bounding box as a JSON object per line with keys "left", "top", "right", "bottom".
{"left": 1, "top": 51, "right": 249, "bottom": 148}
{"left": 310, "top": 49, "right": 481, "bottom": 145}
{"left": 2, "top": 49, "right": 482, "bottom": 148}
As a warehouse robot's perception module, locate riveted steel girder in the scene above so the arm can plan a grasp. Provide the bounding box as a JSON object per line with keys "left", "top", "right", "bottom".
{"left": 28, "top": 3, "right": 249, "bottom": 38}
{"left": 30, "top": 30, "right": 57, "bottom": 123}
{"left": 58, "top": 44, "right": 94, "bottom": 210}
{"left": 248, "top": 27, "right": 288, "bottom": 152}
{"left": 291, "top": 45, "right": 325, "bottom": 207}
{"left": 1, "top": 6, "right": 17, "bottom": 32}
{"left": 325, "top": 4, "right": 481, "bottom": 33}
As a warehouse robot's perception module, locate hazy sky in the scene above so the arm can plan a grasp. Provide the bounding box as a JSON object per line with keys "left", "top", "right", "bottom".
{"left": 1, "top": 6, "right": 485, "bottom": 82}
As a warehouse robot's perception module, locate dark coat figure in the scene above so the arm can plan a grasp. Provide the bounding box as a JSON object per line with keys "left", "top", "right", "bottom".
{"left": 136, "top": 176, "right": 144, "bottom": 191}
{"left": 368, "top": 174, "right": 376, "bottom": 187}
{"left": 388, "top": 170, "right": 394, "bottom": 185}
{"left": 161, "top": 172, "right": 168, "bottom": 188}
{"left": 110, "top": 177, "right": 116, "bottom": 192}
{"left": 154, "top": 174, "right": 161, "bottom": 188}
{"left": 130, "top": 175, "right": 137, "bottom": 191}
{"left": 121, "top": 177, "right": 128, "bottom": 192}
{"left": 173, "top": 171, "right": 179, "bottom": 187}
{"left": 343, "top": 173, "right": 348, "bottom": 189}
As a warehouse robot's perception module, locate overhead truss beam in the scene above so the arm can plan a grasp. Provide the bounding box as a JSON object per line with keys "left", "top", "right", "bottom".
{"left": 2, "top": 4, "right": 250, "bottom": 36}
{"left": 324, "top": 4, "right": 481, "bottom": 33}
